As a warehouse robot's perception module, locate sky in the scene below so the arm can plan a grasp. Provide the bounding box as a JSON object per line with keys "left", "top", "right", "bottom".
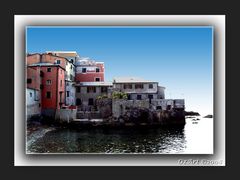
{"left": 26, "top": 27, "right": 213, "bottom": 115}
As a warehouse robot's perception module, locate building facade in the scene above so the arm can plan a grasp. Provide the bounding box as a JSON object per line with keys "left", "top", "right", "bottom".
{"left": 46, "top": 51, "right": 80, "bottom": 65}
{"left": 112, "top": 77, "right": 165, "bottom": 101}
{"left": 27, "top": 53, "right": 76, "bottom": 106}
{"left": 28, "top": 63, "right": 65, "bottom": 117}
{"left": 75, "top": 82, "right": 112, "bottom": 111}
{"left": 26, "top": 66, "right": 41, "bottom": 119}
{"left": 45, "top": 51, "right": 78, "bottom": 106}
{"left": 75, "top": 58, "right": 104, "bottom": 83}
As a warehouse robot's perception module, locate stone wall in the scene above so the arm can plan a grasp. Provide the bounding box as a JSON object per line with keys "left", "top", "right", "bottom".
{"left": 55, "top": 109, "right": 77, "bottom": 123}
{"left": 75, "top": 86, "right": 109, "bottom": 109}
{"left": 76, "top": 111, "right": 102, "bottom": 119}
{"left": 112, "top": 99, "right": 150, "bottom": 118}
{"left": 112, "top": 99, "right": 185, "bottom": 119}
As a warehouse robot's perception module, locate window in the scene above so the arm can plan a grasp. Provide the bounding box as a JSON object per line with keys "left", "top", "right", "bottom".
{"left": 137, "top": 95, "right": 142, "bottom": 100}
{"left": 127, "top": 94, "right": 131, "bottom": 100}
{"left": 60, "top": 70, "right": 62, "bottom": 74}
{"left": 46, "top": 91, "right": 51, "bottom": 99}
{"left": 46, "top": 80, "right": 52, "bottom": 85}
{"left": 71, "top": 65, "right": 72, "bottom": 69}
{"left": 47, "top": 68, "right": 51, "bottom": 72}
{"left": 70, "top": 74, "right": 74, "bottom": 81}
{"left": 56, "top": 60, "right": 61, "bottom": 64}
{"left": 82, "top": 68, "right": 86, "bottom": 73}
{"left": 148, "top": 94, "right": 153, "bottom": 99}
{"left": 67, "top": 91, "right": 70, "bottom": 97}
{"left": 34, "top": 91, "right": 39, "bottom": 101}
{"left": 87, "top": 86, "right": 96, "bottom": 93}
{"left": 29, "top": 92, "right": 32, "bottom": 97}
{"left": 60, "top": 80, "right": 62, "bottom": 87}
{"left": 76, "top": 87, "right": 80, "bottom": 93}
{"left": 40, "top": 71, "right": 44, "bottom": 77}
{"left": 149, "top": 84, "right": 153, "bottom": 89}
{"left": 76, "top": 98, "right": 81, "bottom": 105}
{"left": 101, "top": 86, "right": 108, "bottom": 93}
{"left": 156, "top": 106, "right": 162, "bottom": 110}
{"left": 96, "top": 68, "right": 100, "bottom": 72}
{"left": 167, "top": 105, "right": 171, "bottom": 110}
{"left": 124, "top": 84, "right": 132, "bottom": 89}
{"left": 88, "top": 98, "right": 94, "bottom": 105}
{"left": 135, "top": 84, "right": 144, "bottom": 89}
{"left": 148, "top": 94, "right": 153, "bottom": 103}
{"left": 27, "top": 78, "right": 32, "bottom": 84}
{"left": 95, "top": 77, "right": 100, "bottom": 82}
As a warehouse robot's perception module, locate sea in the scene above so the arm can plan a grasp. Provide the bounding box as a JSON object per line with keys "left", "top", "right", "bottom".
{"left": 27, "top": 116, "right": 213, "bottom": 154}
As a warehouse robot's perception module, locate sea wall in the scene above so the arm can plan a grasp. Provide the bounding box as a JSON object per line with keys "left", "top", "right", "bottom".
{"left": 55, "top": 109, "right": 77, "bottom": 123}
{"left": 112, "top": 99, "right": 149, "bottom": 118}
{"left": 111, "top": 99, "right": 185, "bottom": 125}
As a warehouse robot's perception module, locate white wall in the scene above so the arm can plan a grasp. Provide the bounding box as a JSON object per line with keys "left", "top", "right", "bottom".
{"left": 26, "top": 88, "right": 41, "bottom": 118}
{"left": 65, "top": 81, "right": 76, "bottom": 106}
{"left": 113, "top": 83, "right": 158, "bottom": 94}
{"left": 65, "top": 61, "right": 75, "bottom": 81}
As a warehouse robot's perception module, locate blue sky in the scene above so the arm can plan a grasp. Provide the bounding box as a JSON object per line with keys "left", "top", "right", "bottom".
{"left": 26, "top": 27, "right": 213, "bottom": 115}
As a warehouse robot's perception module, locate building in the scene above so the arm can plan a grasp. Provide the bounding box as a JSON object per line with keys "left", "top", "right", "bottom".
{"left": 26, "top": 66, "right": 41, "bottom": 119}
{"left": 27, "top": 53, "right": 76, "bottom": 106}
{"left": 28, "top": 63, "right": 65, "bottom": 118}
{"left": 75, "top": 82, "right": 112, "bottom": 111}
{"left": 75, "top": 58, "right": 104, "bottom": 83}
{"left": 27, "top": 53, "right": 66, "bottom": 69}
{"left": 45, "top": 51, "right": 78, "bottom": 106}
{"left": 112, "top": 77, "right": 165, "bottom": 101}
{"left": 111, "top": 77, "right": 184, "bottom": 119}
{"left": 46, "top": 51, "right": 80, "bottom": 65}
{"left": 26, "top": 51, "right": 185, "bottom": 124}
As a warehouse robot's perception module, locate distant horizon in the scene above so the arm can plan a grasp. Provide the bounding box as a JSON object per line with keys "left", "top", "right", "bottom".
{"left": 26, "top": 26, "right": 213, "bottom": 116}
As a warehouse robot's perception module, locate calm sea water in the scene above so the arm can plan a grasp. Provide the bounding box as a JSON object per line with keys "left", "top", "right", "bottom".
{"left": 27, "top": 116, "right": 213, "bottom": 154}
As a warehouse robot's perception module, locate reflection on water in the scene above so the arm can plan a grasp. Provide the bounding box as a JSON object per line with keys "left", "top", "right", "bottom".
{"left": 27, "top": 116, "right": 213, "bottom": 154}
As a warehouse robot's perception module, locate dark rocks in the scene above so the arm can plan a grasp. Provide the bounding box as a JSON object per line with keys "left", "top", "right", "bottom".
{"left": 203, "top": 114, "right": 213, "bottom": 118}
{"left": 96, "top": 98, "right": 112, "bottom": 118}
{"left": 122, "top": 107, "right": 185, "bottom": 126}
{"left": 184, "top": 111, "right": 200, "bottom": 116}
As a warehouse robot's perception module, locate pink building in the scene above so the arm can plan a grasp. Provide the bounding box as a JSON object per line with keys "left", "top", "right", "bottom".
{"left": 28, "top": 63, "right": 65, "bottom": 117}
{"left": 75, "top": 58, "right": 104, "bottom": 83}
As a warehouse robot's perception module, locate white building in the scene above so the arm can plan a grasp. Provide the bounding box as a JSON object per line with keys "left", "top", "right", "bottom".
{"left": 26, "top": 88, "right": 41, "bottom": 119}
{"left": 113, "top": 77, "right": 165, "bottom": 100}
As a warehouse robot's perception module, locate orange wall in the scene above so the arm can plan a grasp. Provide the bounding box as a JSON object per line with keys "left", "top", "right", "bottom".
{"left": 41, "top": 66, "right": 65, "bottom": 109}
{"left": 27, "top": 66, "right": 40, "bottom": 90}
{"left": 27, "top": 54, "right": 66, "bottom": 69}
{"left": 42, "top": 54, "right": 66, "bottom": 69}
{"left": 26, "top": 54, "right": 41, "bottom": 65}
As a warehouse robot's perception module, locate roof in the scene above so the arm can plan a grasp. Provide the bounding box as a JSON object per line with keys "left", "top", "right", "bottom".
{"left": 46, "top": 51, "right": 79, "bottom": 57}
{"left": 28, "top": 63, "right": 65, "bottom": 69}
{"left": 27, "top": 53, "right": 75, "bottom": 64}
{"left": 113, "top": 77, "right": 158, "bottom": 83}
{"left": 77, "top": 82, "right": 113, "bottom": 86}
{"left": 75, "top": 57, "right": 104, "bottom": 66}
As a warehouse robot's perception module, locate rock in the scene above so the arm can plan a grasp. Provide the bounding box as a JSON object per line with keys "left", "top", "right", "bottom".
{"left": 185, "top": 111, "right": 200, "bottom": 116}
{"left": 203, "top": 114, "right": 213, "bottom": 118}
